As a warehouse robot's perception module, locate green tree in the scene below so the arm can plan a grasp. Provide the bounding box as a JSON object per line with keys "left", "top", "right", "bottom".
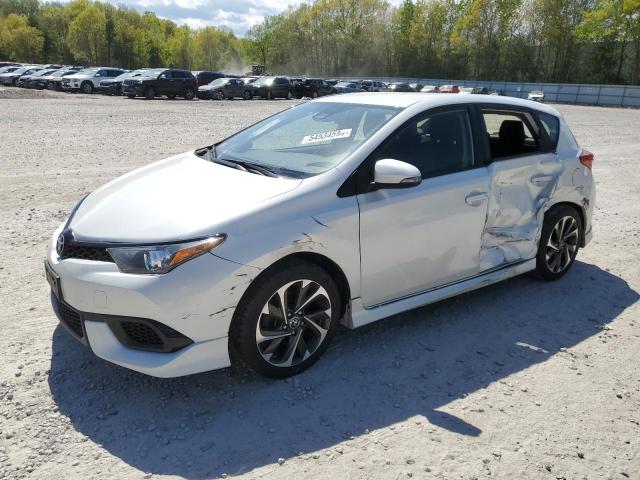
{"left": 0, "top": 13, "right": 44, "bottom": 62}
{"left": 67, "top": 4, "right": 106, "bottom": 64}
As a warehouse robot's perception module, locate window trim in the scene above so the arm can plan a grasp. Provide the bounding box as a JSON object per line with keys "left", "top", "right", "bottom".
{"left": 474, "top": 103, "right": 554, "bottom": 163}
{"left": 350, "top": 104, "right": 485, "bottom": 195}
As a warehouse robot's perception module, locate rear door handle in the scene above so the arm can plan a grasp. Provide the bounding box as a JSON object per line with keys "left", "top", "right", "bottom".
{"left": 465, "top": 192, "right": 488, "bottom": 206}
{"left": 531, "top": 175, "right": 555, "bottom": 185}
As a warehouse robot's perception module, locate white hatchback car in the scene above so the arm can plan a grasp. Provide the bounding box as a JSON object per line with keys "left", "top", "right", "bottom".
{"left": 46, "top": 93, "right": 595, "bottom": 378}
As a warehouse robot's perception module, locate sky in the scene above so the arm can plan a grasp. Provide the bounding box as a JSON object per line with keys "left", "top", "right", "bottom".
{"left": 112, "top": 0, "right": 305, "bottom": 36}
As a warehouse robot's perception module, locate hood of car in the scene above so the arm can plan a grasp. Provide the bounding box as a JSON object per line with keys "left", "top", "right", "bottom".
{"left": 65, "top": 73, "right": 92, "bottom": 80}
{"left": 68, "top": 151, "right": 302, "bottom": 243}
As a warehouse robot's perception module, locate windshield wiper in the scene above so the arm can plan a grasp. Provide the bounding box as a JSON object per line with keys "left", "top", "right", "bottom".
{"left": 212, "top": 152, "right": 279, "bottom": 178}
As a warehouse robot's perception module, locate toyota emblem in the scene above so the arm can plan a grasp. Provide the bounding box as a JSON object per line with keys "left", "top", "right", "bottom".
{"left": 56, "top": 232, "right": 65, "bottom": 255}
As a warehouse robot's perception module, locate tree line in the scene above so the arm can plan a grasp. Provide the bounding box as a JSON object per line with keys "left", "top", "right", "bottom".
{"left": 1, "top": 0, "right": 639, "bottom": 85}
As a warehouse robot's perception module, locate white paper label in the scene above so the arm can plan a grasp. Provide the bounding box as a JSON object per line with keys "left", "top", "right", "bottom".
{"left": 301, "top": 128, "right": 352, "bottom": 145}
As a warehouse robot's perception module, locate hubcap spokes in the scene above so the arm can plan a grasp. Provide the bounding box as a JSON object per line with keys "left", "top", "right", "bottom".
{"left": 255, "top": 280, "right": 331, "bottom": 367}
{"left": 545, "top": 216, "right": 579, "bottom": 273}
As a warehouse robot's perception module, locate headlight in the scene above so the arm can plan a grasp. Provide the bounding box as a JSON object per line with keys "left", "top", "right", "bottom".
{"left": 107, "top": 236, "right": 226, "bottom": 274}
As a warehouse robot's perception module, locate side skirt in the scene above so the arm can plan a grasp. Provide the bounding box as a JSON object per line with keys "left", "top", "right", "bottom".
{"left": 343, "top": 259, "right": 536, "bottom": 329}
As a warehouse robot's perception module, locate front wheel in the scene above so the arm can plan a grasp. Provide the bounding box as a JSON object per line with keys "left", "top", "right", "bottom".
{"left": 81, "top": 81, "right": 93, "bottom": 94}
{"left": 535, "top": 205, "right": 582, "bottom": 280}
{"left": 242, "top": 90, "right": 252, "bottom": 100}
{"left": 215, "top": 90, "right": 225, "bottom": 101}
{"left": 230, "top": 260, "right": 341, "bottom": 378}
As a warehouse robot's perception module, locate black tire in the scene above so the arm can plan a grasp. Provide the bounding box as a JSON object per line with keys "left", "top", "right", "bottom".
{"left": 127, "top": 93, "right": 136, "bottom": 99}
{"left": 183, "top": 87, "right": 195, "bottom": 100}
{"left": 243, "top": 90, "right": 252, "bottom": 100}
{"left": 230, "top": 259, "right": 342, "bottom": 378}
{"left": 167, "top": 94, "right": 176, "bottom": 99}
{"left": 215, "top": 90, "right": 225, "bottom": 101}
{"left": 81, "top": 81, "right": 93, "bottom": 94}
{"left": 535, "top": 205, "right": 582, "bottom": 281}
{"left": 144, "top": 86, "right": 155, "bottom": 100}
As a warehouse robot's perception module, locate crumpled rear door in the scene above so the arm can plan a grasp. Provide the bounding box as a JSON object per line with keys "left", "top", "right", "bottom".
{"left": 480, "top": 152, "right": 563, "bottom": 271}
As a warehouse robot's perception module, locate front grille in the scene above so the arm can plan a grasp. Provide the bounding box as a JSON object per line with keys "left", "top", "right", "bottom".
{"left": 120, "top": 321, "right": 163, "bottom": 346}
{"left": 61, "top": 245, "right": 113, "bottom": 263}
{"left": 52, "top": 295, "right": 85, "bottom": 339}
{"left": 123, "top": 79, "right": 138, "bottom": 86}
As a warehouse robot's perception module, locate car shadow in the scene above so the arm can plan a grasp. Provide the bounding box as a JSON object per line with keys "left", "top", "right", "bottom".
{"left": 48, "top": 261, "right": 638, "bottom": 478}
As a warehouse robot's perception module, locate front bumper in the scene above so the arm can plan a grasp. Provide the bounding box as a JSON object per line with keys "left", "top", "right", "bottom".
{"left": 46, "top": 224, "right": 259, "bottom": 377}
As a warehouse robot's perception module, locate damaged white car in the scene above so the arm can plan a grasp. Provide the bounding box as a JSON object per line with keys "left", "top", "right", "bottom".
{"left": 46, "top": 93, "right": 595, "bottom": 378}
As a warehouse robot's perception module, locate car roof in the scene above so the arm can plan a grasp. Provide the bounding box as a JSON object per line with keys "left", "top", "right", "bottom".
{"left": 314, "top": 92, "right": 561, "bottom": 116}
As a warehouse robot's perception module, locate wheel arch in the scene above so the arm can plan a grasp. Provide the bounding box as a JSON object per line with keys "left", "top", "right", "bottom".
{"left": 236, "top": 251, "right": 352, "bottom": 322}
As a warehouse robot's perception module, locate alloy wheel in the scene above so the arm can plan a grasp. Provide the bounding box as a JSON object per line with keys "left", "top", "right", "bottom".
{"left": 255, "top": 280, "right": 332, "bottom": 368}
{"left": 545, "top": 216, "right": 579, "bottom": 273}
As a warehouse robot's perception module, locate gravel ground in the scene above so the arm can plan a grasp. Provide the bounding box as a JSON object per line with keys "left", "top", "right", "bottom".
{"left": 0, "top": 91, "right": 639, "bottom": 480}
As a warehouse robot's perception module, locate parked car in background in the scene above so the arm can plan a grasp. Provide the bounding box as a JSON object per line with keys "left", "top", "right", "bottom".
{"left": 123, "top": 68, "right": 198, "bottom": 100}
{"left": 17, "top": 69, "right": 57, "bottom": 88}
{"left": 458, "top": 87, "right": 474, "bottom": 94}
{"left": 387, "top": 82, "right": 413, "bottom": 92}
{"left": 192, "top": 71, "right": 225, "bottom": 86}
{"left": 251, "top": 76, "right": 294, "bottom": 99}
{"left": 0, "top": 62, "right": 21, "bottom": 68}
{"left": 361, "top": 80, "right": 387, "bottom": 92}
{"left": 294, "top": 78, "right": 335, "bottom": 98}
{"left": 439, "top": 85, "right": 460, "bottom": 93}
{"left": 0, "top": 66, "right": 20, "bottom": 75}
{"left": 325, "top": 79, "right": 339, "bottom": 86}
{"left": 62, "top": 68, "right": 126, "bottom": 94}
{"left": 198, "top": 77, "right": 253, "bottom": 100}
{"left": 45, "top": 68, "right": 83, "bottom": 91}
{"left": 97, "top": 69, "right": 148, "bottom": 96}
{"left": 471, "top": 87, "right": 490, "bottom": 94}
{"left": 420, "top": 85, "right": 439, "bottom": 93}
{"left": 528, "top": 90, "right": 545, "bottom": 102}
{"left": 240, "top": 77, "right": 258, "bottom": 85}
{"left": 333, "top": 81, "right": 365, "bottom": 94}
{"left": 45, "top": 93, "right": 594, "bottom": 379}
{"left": 408, "top": 83, "right": 424, "bottom": 92}
{"left": 0, "top": 66, "right": 41, "bottom": 86}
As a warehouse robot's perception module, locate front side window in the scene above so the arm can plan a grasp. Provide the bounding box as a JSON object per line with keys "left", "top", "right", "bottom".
{"left": 215, "top": 102, "right": 400, "bottom": 177}
{"left": 482, "top": 110, "right": 540, "bottom": 159}
{"left": 372, "top": 109, "right": 475, "bottom": 179}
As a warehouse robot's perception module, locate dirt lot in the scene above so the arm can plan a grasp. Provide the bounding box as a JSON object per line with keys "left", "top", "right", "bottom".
{"left": 0, "top": 90, "right": 639, "bottom": 480}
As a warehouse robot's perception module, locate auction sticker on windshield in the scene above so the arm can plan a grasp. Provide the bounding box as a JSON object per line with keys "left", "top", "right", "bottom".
{"left": 301, "top": 128, "right": 352, "bottom": 145}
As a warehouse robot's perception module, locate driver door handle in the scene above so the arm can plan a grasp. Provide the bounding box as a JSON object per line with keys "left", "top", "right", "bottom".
{"left": 465, "top": 192, "right": 488, "bottom": 206}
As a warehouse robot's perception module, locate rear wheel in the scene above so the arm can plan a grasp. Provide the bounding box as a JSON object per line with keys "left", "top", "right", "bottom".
{"left": 183, "top": 87, "right": 195, "bottom": 100}
{"left": 81, "top": 81, "right": 93, "bottom": 94}
{"left": 127, "top": 93, "right": 136, "bottom": 99}
{"left": 144, "top": 86, "right": 155, "bottom": 100}
{"left": 230, "top": 260, "right": 341, "bottom": 378}
{"left": 535, "top": 205, "right": 582, "bottom": 280}
{"left": 243, "top": 90, "right": 252, "bottom": 100}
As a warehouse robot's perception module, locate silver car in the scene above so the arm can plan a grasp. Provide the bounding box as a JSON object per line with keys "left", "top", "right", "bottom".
{"left": 46, "top": 93, "right": 595, "bottom": 378}
{"left": 61, "top": 67, "right": 126, "bottom": 94}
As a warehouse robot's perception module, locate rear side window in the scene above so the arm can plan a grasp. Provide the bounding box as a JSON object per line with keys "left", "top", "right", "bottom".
{"left": 482, "top": 110, "right": 540, "bottom": 159}
{"left": 537, "top": 112, "right": 560, "bottom": 150}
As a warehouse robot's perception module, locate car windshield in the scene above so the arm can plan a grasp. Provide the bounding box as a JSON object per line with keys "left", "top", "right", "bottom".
{"left": 214, "top": 101, "right": 400, "bottom": 177}
{"left": 115, "top": 70, "right": 147, "bottom": 81}
{"left": 253, "top": 77, "right": 274, "bottom": 86}
{"left": 139, "top": 68, "right": 165, "bottom": 78}
{"left": 207, "top": 78, "right": 228, "bottom": 87}
{"left": 32, "top": 69, "right": 53, "bottom": 77}
{"left": 336, "top": 82, "right": 356, "bottom": 88}
{"left": 0, "top": 66, "right": 18, "bottom": 73}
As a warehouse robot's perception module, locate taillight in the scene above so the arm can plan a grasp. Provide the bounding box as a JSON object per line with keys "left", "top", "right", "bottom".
{"left": 579, "top": 149, "right": 594, "bottom": 169}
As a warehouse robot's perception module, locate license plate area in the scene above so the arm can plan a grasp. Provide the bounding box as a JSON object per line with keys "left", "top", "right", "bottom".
{"left": 44, "top": 260, "right": 62, "bottom": 300}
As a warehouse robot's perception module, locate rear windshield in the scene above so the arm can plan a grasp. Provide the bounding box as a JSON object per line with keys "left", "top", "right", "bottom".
{"left": 215, "top": 102, "right": 400, "bottom": 177}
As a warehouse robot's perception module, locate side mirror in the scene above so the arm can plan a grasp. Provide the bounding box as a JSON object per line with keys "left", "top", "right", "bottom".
{"left": 373, "top": 159, "right": 422, "bottom": 188}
